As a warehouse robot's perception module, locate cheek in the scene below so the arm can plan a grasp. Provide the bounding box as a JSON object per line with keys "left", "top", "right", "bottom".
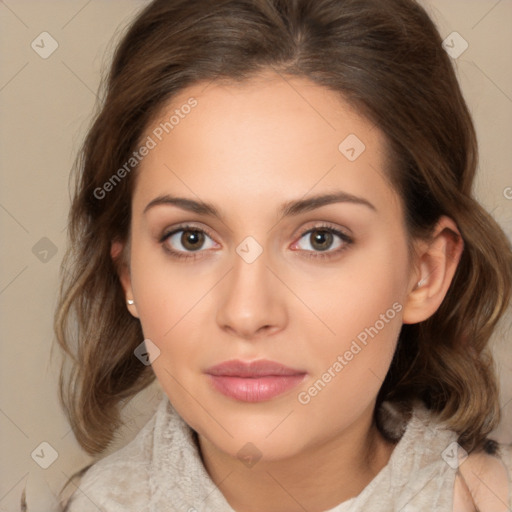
{"left": 294, "top": 235, "right": 408, "bottom": 352}
{"left": 291, "top": 235, "right": 408, "bottom": 408}
{"left": 129, "top": 239, "right": 220, "bottom": 339}
{"left": 298, "top": 286, "right": 403, "bottom": 402}
{"left": 294, "top": 280, "right": 404, "bottom": 432}
{"left": 128, "top": 244, "right": 224, "bottom": 410}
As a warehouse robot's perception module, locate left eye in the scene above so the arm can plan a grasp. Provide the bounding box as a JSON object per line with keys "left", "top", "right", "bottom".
{"left": 294, "top": 228, "right": 349, "bottom": 252}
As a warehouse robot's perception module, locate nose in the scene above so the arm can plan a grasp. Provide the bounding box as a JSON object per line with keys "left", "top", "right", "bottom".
{"left": 215, "top": 248, "right": 288, "bottom": 340}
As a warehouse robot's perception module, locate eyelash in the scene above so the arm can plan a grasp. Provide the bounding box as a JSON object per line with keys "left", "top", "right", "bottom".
{"left": 295, "top": 224, "right": 353, "bottom": 260}
{"left": 159, "top": 223, "right": 353, "bottom": 261}
{"left": 159, "top": 224, "right": 218, "bottom": 261}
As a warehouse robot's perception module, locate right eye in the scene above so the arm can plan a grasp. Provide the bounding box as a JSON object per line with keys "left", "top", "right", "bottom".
{"left": 160, "top": 225, "right": 219, "bottom": 260}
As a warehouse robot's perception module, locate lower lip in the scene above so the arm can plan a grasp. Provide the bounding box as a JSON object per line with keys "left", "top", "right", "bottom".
{"left": 207, "top": 374, "right": 306, "bottom": 402}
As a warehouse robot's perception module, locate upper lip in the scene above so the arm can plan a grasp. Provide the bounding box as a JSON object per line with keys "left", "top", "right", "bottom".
{"left": 205, "top": 359, "right": 306, "bottom": 377}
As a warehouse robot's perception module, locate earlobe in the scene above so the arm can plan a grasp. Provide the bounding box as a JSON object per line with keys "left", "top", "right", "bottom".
{"left": 111, "top": 240, "right": 139, "bottom": 319}
{"left": 402, "top": 216, "right": 464, "bottom": 325}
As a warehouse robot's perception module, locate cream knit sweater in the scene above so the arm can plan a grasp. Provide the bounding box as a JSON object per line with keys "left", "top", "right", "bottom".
{"left": 63, "top": 396, "right": 512, "bottom": 511}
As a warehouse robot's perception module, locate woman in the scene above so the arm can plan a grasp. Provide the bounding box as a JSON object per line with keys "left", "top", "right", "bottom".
{"left": 52, "top": 0, "right": 512, "bottom": 510}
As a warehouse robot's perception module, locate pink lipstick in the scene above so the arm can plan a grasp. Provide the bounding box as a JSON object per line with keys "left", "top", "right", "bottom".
{"left": 205, "top": 359, "right": 306, "bottom": 402}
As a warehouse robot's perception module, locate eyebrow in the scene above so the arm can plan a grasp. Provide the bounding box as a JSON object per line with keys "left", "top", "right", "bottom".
{"left": 143, "top": 191, "right": 377, "bottom": 219}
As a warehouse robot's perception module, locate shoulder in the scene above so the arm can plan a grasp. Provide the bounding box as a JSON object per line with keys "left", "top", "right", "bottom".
{"left": 453, "top": 441, "right": 512, "bottom": 512}
{"left": 382, "top": 401, "right": 512, "bottom": 511}
{"left": 64, "top": 413, "right": 158, "bottom": 511}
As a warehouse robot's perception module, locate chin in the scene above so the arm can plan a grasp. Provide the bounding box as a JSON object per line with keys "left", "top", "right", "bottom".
{"left": 190, "top": 406, "right": 314, "bottom": 462}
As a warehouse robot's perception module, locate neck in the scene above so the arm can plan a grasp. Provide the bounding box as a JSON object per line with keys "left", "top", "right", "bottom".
{"left": 197, "top": 403, "right": 397, "bottom": 512}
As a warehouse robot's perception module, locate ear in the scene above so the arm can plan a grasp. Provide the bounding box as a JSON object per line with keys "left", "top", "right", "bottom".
{"left": 111, "top": 240, "right": 139, "bottom": 318}
{"left": 402, "top": 216, "right": 464, "bottom": 324}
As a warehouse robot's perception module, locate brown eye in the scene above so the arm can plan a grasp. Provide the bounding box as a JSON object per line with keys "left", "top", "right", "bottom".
{"left": 292, "top": 225, "right": 353, "bottom": 259}
{"left": 181, "top": 230, "right": 205, "bottom": 251}
{"left": 297, "top": 229, "right": 341, "bottom": 252}
{"left": 309, "top": 230, "right": 334, "bottom": 251}
{"left": 161, "top": 226, "right": 218, "bottom": 258}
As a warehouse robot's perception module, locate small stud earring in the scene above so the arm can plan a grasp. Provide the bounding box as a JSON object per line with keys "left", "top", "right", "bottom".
{"left": 127, "top": 299, "right": 134, "bottom": 305}
{"left": 416, "top": 279, "right": 425, "bottom": 289}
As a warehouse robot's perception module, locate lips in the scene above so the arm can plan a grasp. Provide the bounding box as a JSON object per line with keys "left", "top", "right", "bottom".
{"left": 205, "top": 359, "right": 307, "bottom": 402}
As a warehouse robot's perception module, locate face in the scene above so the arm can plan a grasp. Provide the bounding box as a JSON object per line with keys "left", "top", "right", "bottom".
{"left": 120, "top": 72, "right": 417, "bottom": 461}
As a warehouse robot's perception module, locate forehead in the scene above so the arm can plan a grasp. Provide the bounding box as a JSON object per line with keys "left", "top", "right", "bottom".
{"left": 133, "top": 72, "right": 401, "bottom": 221}
{"left": 149, "top": 72, "right": 377, "bottom": 160}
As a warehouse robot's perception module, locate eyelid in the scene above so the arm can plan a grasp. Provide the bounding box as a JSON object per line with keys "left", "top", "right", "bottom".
{"left": 289, "top": 222, "right": 353, "bottom": 258}
{"left": 159, "top": 222, "right": 218, "bottom": 244}
{"left": 159, "top": 223, "right": 221, "bottom": 261}
{"left": 292, "top": 222, "right": 352, "bottom": 244}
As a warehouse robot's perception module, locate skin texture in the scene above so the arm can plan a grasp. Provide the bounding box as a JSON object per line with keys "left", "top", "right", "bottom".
{"left": 114, "top": 72, "right": 463, "bottom": 512}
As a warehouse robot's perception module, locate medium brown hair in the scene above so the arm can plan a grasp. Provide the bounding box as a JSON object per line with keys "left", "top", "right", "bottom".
{"left": 55, "top": 0, "right": 512, "bottom": 465}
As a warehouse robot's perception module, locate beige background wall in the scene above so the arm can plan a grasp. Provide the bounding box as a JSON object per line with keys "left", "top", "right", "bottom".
{"left": 1, "top": 0, "right": 511, "bottom": 509}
